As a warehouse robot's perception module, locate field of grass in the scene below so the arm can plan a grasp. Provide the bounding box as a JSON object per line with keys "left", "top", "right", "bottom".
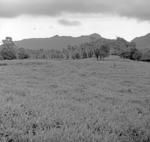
{"left": 0, "top": 56, "right": 150, "bottom": 142}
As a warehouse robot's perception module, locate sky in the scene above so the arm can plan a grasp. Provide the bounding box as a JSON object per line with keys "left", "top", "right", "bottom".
{"left": 0, "top": 0, "right": 150, "bottom": 42}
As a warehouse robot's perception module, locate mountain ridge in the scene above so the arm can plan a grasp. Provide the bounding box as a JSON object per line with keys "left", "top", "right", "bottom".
{"left": 13, "top": 33, "right": 150, "bottom": 51}
{"left": 14, "top": 33, "right": 102, "bottom": 50}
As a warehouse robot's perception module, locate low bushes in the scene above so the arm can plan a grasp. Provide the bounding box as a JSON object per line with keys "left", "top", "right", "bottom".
{"left": 119, "top": 47, "right": 142, "bottom": 61}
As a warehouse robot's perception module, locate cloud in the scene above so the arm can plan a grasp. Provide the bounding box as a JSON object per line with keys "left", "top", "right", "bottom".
{"left": 58, "top": 19, "right": 81, "bottom": 26}
{"left": 0, "top": 0, "right": 150, "bottom": 21}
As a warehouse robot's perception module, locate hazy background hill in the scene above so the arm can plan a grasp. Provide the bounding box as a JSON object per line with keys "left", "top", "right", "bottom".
{"left": 15, "top": 33, "right": 150, "bottom": 51}
{"left": 132, "top": 33, "right": 150, "bottom": 50}
{"left": 15, "top": 33, "right": 102, "bottom": 50}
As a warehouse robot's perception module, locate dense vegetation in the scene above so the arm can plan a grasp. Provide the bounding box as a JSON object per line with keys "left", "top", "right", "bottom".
{"left": 0, "top": 36, "right": 149, "bottom": 61}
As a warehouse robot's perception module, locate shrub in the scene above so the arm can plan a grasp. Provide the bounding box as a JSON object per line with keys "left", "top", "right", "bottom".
{"left": 119, "top": 49, "right": 131, "bottom": 59}
{"left": 17, "top": 48, "right": 29, "bottom": 59}
{"left": 119, "top": 47, "right": 142, "bottom": 61}
{"left": 74, "top": 52, "right": 81, "bottom": 59}
{"left": 140, "top": 50, "right": 150, "bottom": 61}
{"left": 131, "top": 49, "right": 142, "bottom": 61}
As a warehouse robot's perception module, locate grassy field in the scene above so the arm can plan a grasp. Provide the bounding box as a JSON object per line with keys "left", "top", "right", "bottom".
{"left": 0, "top": 56, "right": 150, "bottom": 142}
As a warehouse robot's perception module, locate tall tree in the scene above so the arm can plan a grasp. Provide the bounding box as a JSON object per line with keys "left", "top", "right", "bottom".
{"left": 0, "top": 37, "right": 17, "bottom": 60}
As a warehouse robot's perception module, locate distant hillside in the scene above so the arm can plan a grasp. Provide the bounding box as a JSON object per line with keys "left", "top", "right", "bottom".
{"left": 0, "top": 34, "right": 138, "bottom": 60}
{"left": 15, "top": 33, "right": 102, "bottom": 50}
{"left": 132, "top": 33, "right": 150, "bottom": 51}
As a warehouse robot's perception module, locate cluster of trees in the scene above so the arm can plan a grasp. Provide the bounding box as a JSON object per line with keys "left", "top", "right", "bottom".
{"left": 105, "top": 37, "right": 143, "bottom": 61}
{"left": 0, "top": 37, "right": 29, "bottom": 60}
{"left": 62, "top": 40, "right": 110, "bottom": 60}
{"left": 113, "top": 39, "right": 142, "bottom": 61}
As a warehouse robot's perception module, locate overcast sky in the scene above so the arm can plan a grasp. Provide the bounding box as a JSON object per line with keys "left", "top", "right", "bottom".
{"left": 0, "top": 0, "right": 150, "bottom": 42}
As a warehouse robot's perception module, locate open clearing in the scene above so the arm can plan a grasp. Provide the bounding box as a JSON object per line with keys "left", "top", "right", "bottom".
{"left": 0, "top": 56, "right": 150, "bottom": 141}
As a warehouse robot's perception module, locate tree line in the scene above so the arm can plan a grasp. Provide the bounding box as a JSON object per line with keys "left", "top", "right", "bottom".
{"left": 0, "top": 36, "right": 149, "bottom": 61}
{"left": 0, "top": 37, "right": 110, "bottom": 60}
